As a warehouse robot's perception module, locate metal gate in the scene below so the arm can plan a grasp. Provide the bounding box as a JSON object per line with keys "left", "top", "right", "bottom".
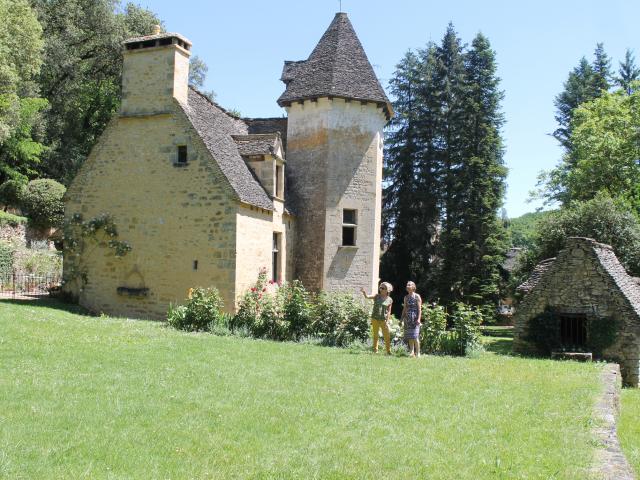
{"left": 0, "top": 271, "right": 61, "bottom": 299}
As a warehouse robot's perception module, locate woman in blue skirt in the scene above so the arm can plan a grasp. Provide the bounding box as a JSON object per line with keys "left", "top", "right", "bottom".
{"left": 401, "top": 281, "right": 422, "bottom": 357}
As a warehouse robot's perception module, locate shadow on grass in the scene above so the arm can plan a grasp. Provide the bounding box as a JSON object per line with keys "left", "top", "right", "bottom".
{"left": 0, "top": 297, "right": 93, "bottom": 316}
{"left": 483, "top": 337, "right": 514, "bottom": 356}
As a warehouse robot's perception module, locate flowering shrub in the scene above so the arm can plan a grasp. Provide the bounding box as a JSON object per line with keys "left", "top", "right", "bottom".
{"left": 169, "top": 272, "right": 482, "bottom": 357}
{"left": 310, "top": 292, "right": 369, "bottom": 347}
{"left": 167, "top": 287, "right": 225, "bottom": 332}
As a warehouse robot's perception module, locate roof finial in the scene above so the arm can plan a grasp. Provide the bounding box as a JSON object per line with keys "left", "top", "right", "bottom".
{"left": 339, "top": 0, "right": 342, "bottom": 12}
{"left": 152, "top": 24, "right": 161, "bottom": 35}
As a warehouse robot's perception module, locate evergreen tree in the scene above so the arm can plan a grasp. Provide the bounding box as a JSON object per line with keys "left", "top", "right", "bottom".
{"left": 553, "top": 58, "right": 596, "bottom": 151}
{"left": 431, "top": 24, "right": 468, "bottom": 304}
{"left": 412, "top": 44, "right": 442, "bottom": 292}
{"left": 381, "top": 51, "right": 422, "bottom": 300}
{"left": 591, "top": 43, "right": 612, "bottom": 93}
{"left": 455, "top": 33, "right": 507, "bottom": 306}
{"left": 553, "top": 45, "right": 611, "bottom": 153}
{"left": 617, "top": 49, "right": 640, "bottom": 95}
{"left": 382, "top": 25, "right": 507, "bottom": 310}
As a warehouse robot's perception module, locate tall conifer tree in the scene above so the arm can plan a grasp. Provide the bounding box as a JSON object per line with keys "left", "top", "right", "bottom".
{"left": 381, "top": 51, "right": 422, "bottom": 298}
{"left": 382, "top": 25, "right": 507, "bottom": 309}
{"left": 457, "top": 33, "right": 507, "bottom": 305}
{"left": 432, "top": 24, "right": 468, "bottom": 304}
{"left": 617, "top": 49, "right": 640, "bottom": 95}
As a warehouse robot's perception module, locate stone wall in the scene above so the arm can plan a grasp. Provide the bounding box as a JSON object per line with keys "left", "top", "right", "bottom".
{"left": 513, "top": 237, "right": 640, "bottom": 386}
{"left": 285, "top": 97, "right": 386, "bottom": 294}
{"left": 64, "top": 104, "right": 240, "bottom": 318}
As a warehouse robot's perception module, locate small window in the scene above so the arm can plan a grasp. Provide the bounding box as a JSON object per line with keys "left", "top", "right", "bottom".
{"left": 342, "top": 209, "right": 357, "bottom": 247}
{"left": 272, "top": 233, "right": 281, "bottom": 282}
{"left": 275, "top": 165, "right": 283, "bottom": 198}
{"left": 193, "top": 260, "right": 198, "bottom": 271}
{"left": 343, "top": 209, "right": 357, "bottom": 225}
{"left": 177, "top": 145, "right": 187, "bottom": 165}
{"left": 559, "top": 314, "right": 587, "bottom": 349}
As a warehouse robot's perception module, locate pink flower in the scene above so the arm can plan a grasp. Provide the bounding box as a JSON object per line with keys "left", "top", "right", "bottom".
{"left": 251, "top": 287, "right": 256, "bottom": 292}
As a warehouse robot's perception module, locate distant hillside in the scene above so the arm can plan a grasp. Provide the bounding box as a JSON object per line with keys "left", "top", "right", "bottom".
{"left": 506, "top": 211, "right": 555, "bottom": 249}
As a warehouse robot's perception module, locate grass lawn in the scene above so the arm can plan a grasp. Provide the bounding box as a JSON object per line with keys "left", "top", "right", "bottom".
{"left": 620, "top": 389, "right": 640, "bottom": 477}
{"left": 0, "top": 299, "right": 605, "bottom": 479}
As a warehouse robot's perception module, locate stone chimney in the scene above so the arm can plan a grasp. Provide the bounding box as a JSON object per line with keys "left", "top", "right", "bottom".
{"left": 120, "top": 29, "right": 192, "bottom": 116}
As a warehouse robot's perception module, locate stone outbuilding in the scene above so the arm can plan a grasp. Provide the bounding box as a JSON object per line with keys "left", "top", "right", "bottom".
{"left": 513, "top": 237, "right": 640, "bottom": 386}
{"left": 63, "top": 13, "right": 392, "bottom": 318}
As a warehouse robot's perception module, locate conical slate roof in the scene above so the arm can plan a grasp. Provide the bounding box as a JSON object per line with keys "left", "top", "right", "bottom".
{"left": 277, "top": 13, "right": 392, "bottom": 119}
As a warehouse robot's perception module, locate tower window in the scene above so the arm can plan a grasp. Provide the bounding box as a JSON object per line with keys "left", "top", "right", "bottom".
{"left": 176, "top": 145, "right": 188, "bottom": 165}
{"left": 342, "top": 209, "right": 357, "bottom": 247}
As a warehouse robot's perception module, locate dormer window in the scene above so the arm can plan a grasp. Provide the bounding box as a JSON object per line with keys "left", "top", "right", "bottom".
{"left": 176, "top": 145, "right": 187, "bottom": 166}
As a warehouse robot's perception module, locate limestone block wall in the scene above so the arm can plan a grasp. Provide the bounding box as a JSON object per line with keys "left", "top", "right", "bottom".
{"left": 285, "top": 98, "right": 386, "bottom": 293}
{"left": 234, "top": 200, "right": 294, "bottom": 306}
{"left": 64, "top": 104, "right": 238, "bottom": 319}
{"left": 513, "top": 238, "right": 640, "bottom": 386}
{"left": 121, "top": 44, "right": 190, "bottom": 116}
{"left": 246, "top": 157, "right": 276, "bottom": 197}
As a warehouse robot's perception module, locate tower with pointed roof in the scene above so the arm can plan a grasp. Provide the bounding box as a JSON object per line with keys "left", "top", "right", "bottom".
{"left": 278, "top": 12, "right": 392, "bottom": 292}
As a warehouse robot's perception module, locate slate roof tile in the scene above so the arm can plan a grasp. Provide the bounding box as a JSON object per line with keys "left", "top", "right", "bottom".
{"left": 179, "top": 88, "right": 273, "bottom": 210}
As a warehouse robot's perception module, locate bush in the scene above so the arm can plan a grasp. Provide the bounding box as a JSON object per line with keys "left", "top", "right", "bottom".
{"left": 420, "top": 303, "right": 448, "bottom": 353}
{"left": 167, "top": 287, "right": 225, "bottom": 332}
{"left": 19, "top": 179, "right": 66, "bottom": 230}
{"left": 450, "top": 303, "right": 483, "bottom": 355}
{"left": 231, "top": 272, "right": 314, "bottom": 341}
{"left": 418, "top": 302, "right": 483, "bottom": 356}
{"left": 0, "top": 179, "right": 26, "bottom": 210}
{"left": 14, "top": 249, "right": 61, "bottom": 276}
{"left": 0, "top": 242, "right": 13, "bottom": 277}
{"left": 279, "top": 280, "right": 314, "bottom": 340}
{"left": 0, "top": 210, "right": 27, "bottom": 227}
{"left": 310, "top": 292, "right": 369, "bottom": 347}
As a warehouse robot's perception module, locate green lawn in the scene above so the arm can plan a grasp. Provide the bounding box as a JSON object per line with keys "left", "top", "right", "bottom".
{"left": 0, "top": 299, "right": 606, "bottom": 479}
{"left": 620, "top": 389, "right": 640, "bottom": 477}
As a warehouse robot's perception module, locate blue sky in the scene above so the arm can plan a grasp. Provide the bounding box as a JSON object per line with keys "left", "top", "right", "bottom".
{"left": 140, "top": 0, "right": 639, "bottom": 218}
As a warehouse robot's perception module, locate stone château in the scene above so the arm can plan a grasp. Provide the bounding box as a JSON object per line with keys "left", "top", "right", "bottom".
{"left": 63, "top": 13, "right": 392, "bottom": 318}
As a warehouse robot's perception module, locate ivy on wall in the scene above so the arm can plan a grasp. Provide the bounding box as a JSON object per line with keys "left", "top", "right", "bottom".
{"left": 63, "top": 213, "right": 132, "bottom": 293}
{"left": 526, "top": 307, "right": 618, "bottom": 357}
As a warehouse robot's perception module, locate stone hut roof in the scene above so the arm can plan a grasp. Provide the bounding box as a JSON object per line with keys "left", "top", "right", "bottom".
{"left": 277, "top": 12, "right": 393, "bottom": 119}
{"left": 591, "top": 240, "right": 640, "bottom": 317}
{"left": 518, "top": 237, "right": 640, "bottom": 315}
{"left": 243, "top": 118, "right": 288, "bottom": 150}
{"left": 517, "top": 257, "right": 555, "bottom": 294}
{"left": 231, "top": 133, "right": 283, "bottom": 159}
{"left": 180, "top": 88, "right": 273, "bottom": 210}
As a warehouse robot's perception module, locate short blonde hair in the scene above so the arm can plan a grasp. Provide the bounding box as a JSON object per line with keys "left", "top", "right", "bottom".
{"left": 406, "top": 281, "right": 416, "bottom": 290}
{"left": 379, "top": 281, "right": 393, "bottom": 293}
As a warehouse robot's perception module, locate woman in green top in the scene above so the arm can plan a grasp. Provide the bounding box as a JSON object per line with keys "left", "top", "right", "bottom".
{"left": 361, "top": 282, "right": 393, "bottom": 354}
